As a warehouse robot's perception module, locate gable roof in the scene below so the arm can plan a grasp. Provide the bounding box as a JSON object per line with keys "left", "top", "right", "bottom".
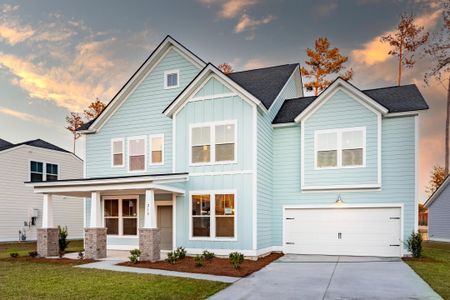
{"left": 0, "top": 139, "right": 73, "bottom": 155}
{"left": 274, "top": 83, "right": 429, "bottom": 124}
{"left": 0, "top": 138, "right": 13, "bottom": 151}
{"left": 424, "top": 174, "right": 450, "bottom": 208}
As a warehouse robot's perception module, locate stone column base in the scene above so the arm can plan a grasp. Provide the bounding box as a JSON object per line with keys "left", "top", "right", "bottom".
{"left": 139, "top": 228, "right": 160, "bottom": 262}
{"left": 84, "top": 227, "right": 107, "bottom": 259}
{"left": 37, "top": 228, "right": 59, "bottom": 257}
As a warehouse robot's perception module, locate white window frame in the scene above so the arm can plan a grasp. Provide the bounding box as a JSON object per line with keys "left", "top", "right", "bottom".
{"left": 164, "top": 69, "right": 180, "bottom": 89}
{"left": 127, "top": 136, "right": 147, "bottom": 173}
{"left": 149, "top": 134, "right": 164, "bottom": 166}
{"left": 189, "top": 190, "right": 237, "bottom": 241}
{"left": 29, "top": 160, "right": 44, "bottom": 182}
{"left": 189, "top": 120, "right": 237, "bottom": 166}
{"left": 102, "top": 195, "right": 139, "bottom": 237}
{"left": 111, "top": 138, "right": 125, "bottom": 168}
{"left": 314, "top": 127, "right": 366, "bottom": 170}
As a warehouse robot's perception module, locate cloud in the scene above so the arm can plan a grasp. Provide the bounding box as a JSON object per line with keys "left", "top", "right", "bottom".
{"left": 1, "top": 4, "right": 19, "bottom": 13}
{"left": 0, "top": 106, "right": 53, "bottom": 125}
{"left": 243, "top": 57, "right": 271, "bottom": 70}
{"left": 199, "top": 0, "right": 257, "bottom": 19}
{"left": 234, "top": 14, "right": 275, "bottom": 33}
{"left": 314, "top": 2, "right": 338, "bottom": 17}
{"left": 0, "top": 21, "right": 34, "bottom": 45}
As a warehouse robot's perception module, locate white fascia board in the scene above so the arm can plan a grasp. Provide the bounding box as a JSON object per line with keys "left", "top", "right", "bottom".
{"left": 424, "top": 175, "right": 450, "bottom": 208}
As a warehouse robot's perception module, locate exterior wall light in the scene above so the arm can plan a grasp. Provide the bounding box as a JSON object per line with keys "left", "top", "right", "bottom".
{"left": 336, "top": 194, "right": 343, "bottom": 204}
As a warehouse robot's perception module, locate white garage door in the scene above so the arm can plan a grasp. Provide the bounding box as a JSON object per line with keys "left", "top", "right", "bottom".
{"left": 284, "top": 207, "right": 402, "bottom": 257}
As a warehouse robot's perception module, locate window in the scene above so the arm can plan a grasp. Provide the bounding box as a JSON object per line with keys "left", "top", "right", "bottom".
{"left": 112, "top": 139, "right": 124, "bottom": 167}
{"left": 190, "top": 121, "right": 236, "bottom": 165}
{"left": 30, "top": 161, "right": 43, "bottom": 182}
{"left": 315, "top": 127, "right": 365, "bottom": 169}
{"left": 46, "top": 163, "right": 58, "bottom": 181}
{"left": 104, "top": 197, "right": 138, "bottom": 236}
{"left": 128, "top": 137, "right": 146, "bottom": 172}
{"left": 191, "top": 192, "right": 235, "bottom": 239}
{"left": 149, "top": 134, "right": 164, "bottom": 165}
{"left": 164, "top": 70, "right": 179, "bottom": 89}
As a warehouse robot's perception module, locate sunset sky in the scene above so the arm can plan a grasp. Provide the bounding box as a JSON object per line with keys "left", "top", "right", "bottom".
{"left": 0, "top": 0, "right": 447, "bottom": 201}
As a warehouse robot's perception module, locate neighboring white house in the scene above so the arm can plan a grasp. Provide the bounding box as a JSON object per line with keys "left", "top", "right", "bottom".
{"left": 0, "top": 138, "right": 83, "bottom": 242}
{"left": 424, "top": 175, "right": 450, "bottom": 242}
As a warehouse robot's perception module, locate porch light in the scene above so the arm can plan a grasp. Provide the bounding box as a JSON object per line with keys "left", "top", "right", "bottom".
{"left": 336, "top": 194, "right": 343, "bottom": 204}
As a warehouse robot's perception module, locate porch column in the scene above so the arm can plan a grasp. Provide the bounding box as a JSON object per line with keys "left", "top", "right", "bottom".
{"left": 139, "top": 189, "right": 160, "bottom": 262}
{"left": 84, "top": 191, "right": 107, "bottom": 259}
{"left": 37, "top": 194, "right": 59, "bottom": 257}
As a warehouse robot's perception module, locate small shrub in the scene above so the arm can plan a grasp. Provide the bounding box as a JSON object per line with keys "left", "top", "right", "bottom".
{"left": 58, "top": 225, "right": 70, "bottom": 258}
{"left": 9, "top": 252, "right": 19, "bottom": 258}
{"left": 77, "top": 251, "right": 84, "bottom": 260}
{"left": 203, "top": 250, "right": 215, "bottom": 261}
{"left": 28, "top": 251, "right": 38, "bottom": 258}
{"left": 229, "top": 252, "right": 244, "bottom": 269}
{"left": 194, "top": 254, "right": 205, "bottom": 267}
{"left": 406, "top": 231, "right": 423, "bottom": 258}
{"left": 175, "top": 247, "right": 187, "bottom": 259}
{"left": 166, "top": 251, "right": 178, "bottom": 264}
{"left": 129, "top": 249, "right": 141, "bottom": 264}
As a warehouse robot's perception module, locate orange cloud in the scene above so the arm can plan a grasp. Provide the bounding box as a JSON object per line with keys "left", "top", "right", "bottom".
{"left": 199, "top": 0, "right": 258, "bottom": 19}
{"left": 235, "top": 14, "right": 275, "bottom": 33}
{"left": 0, "top": 22, "right": 34, "bottom": 45}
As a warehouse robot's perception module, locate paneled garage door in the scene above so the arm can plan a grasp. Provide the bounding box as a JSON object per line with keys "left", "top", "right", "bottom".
{"left": 284, "top": 207, "right": 402, "bottom": 257}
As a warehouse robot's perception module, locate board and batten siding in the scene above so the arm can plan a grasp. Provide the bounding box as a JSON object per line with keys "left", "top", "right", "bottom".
{"left": 85, "top": 48, "right": 201, "bottom": 178}
{"left": 272, "top": 116, "right": 416, "bottom": 252}
{"left": 0, "top": 146, "right": 83, "bottom": 241}
{"left": 303, "top": 90, "right": 379, "bottom": 188}
{"left": 428, "top": 185, "right": 450, "bottom": 241}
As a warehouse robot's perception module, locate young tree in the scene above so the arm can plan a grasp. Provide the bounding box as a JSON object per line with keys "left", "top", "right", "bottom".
{"left": 381, "top": 13, "right": 429, "bottom": 86}
{"left": 426, "top": 165, "right": 447, "bottom": 196}
{"left": 218, "top": 63, "right": 234, "bottom": 74}
{"left": 65, "top": 112, "right": 84, "bottom": 153}
{"left": 83, "top": 98, "right": 106, "bottom": 121}
{"left": 425, "top": 1, "right": 450, "bottom": 173}
{"left": 301, "top": 37, "right": 353, "bottom": 96}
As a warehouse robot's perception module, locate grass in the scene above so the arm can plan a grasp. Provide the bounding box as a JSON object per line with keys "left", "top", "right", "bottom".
{"left": 0, "top": 259, "right": 228, "bottom": 299}
{"left": 405, "top": 241, "right": 450, "bottom": 299}
{"left": 0, "top": 239, "right": 84, "bottom": 258}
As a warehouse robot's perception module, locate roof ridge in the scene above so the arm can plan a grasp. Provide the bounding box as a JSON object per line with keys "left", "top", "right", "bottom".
{"left": 362, "top": 84, "right": 416, "bottom": 92}
{"left": 229, "top": 63, "right": 298, "bottom": 75}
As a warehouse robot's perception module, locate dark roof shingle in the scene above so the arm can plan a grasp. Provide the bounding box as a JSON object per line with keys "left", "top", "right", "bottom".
{"left": 0, "top": 139, "right": 71, "bottom": 154}
{"left": 0, "top": 138, "right": 13, "bottom": 151}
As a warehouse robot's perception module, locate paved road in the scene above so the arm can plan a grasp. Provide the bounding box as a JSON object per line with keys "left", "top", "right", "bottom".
{"left": 210, "top": 255, "right": 442, "bottom": 300}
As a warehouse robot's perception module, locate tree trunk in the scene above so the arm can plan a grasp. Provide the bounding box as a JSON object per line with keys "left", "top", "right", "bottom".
{"left": 73, "top": 133, "right": 76, "bottom": 154}
{"left": 397, "top": 47, "right": 403, "bottom": 86}
{"left": 445, "top": 77, "right": 450, "bottom": 174}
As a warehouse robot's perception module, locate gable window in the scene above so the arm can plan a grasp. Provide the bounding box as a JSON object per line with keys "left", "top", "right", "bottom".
{"left": 128, "top": 137, "right": 146, "bottom": 172}
{"left": 112, "top": 139, "right": 124, "bottom": 167}
{"left": 30, "top": 161, "right": 43, "bottom": 182}
{"left": 46, "top": 163, "right": 58, "bottom": 181}
{"left": 191, "top": 191, "right": 235, "bottom": 239}
{"left": 149, "top": 134, "right": 164, "bottom": 165}
{"left": 190, "top": 121, "right": 236, "bottom": 165}
{"left": 164, "top": 70, "right": 179, "bottom": 89}
{"left": 104, "top": 197, "right": 138, "bottom": 236}
{"left": 315, "top": 127, "right": 365, "bottom": 169}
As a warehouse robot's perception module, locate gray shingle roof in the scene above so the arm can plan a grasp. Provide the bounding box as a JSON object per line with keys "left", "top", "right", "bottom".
{"left": 273, "top": 84, "right": 429, "bottom": 124}
{"left": 0, "top": 138, "right": 13, "bottom": 151}
{"left": 227, "top": 64, "right": 299, "bottom": 109}
{"left": 0, "top": 139, "right": 71, "bottom": 154}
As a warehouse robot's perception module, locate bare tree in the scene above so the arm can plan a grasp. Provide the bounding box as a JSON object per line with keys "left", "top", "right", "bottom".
{"left": 218, "top": 63, "right": 234, "bottom": 74}
{"left": 426, "top": 165, "right": 447, "bottom": 196}
{"left": 65, "top": 112, "right": 84, "bottom": 153}
{"left": 83, "top": 98, "right": 106, "bottom": 121}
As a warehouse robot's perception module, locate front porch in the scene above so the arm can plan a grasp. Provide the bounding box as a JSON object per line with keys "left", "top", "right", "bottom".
{"left": 26, "top": 173, "right": 188, "bottom": 261}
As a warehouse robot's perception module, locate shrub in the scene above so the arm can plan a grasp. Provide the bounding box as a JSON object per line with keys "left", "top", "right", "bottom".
{"left": 203, "top": 250, "right": 215, "bottom": 261}
{"left": 407, "top": 231, "right": 423, "bottom": 258}
{"left": 166, "top": 251, "right": 178, "bottom": 264}
{"left": 175, "top": 247, "right": 187, "bottom": 259}
{"left": 77, "top": 251, "right": 84, "bottom": 260}
{"left": 229, "top": 252, "right": 244, "bottom": 269}
{"left": 9, "top": 252, "right": 19, "bottom": 258}
{"left": 58, "top": 225, "right": 70, "bottom": 258}
{"left": 194, "top": 254, "right": 205, "bottom": 267}
{"left": 28, "top": 251, "right": 38, "bottom": 258}
{"left": 129, "top": 249, "right": 141, "bottom": 264}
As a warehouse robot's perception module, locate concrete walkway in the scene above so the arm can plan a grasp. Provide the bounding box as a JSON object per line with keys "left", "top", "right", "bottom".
{"left": 210, "top": 255, "right": 442, "bottom": 300}
{"left": 76, "top": 260, "right": 239, "bottom": 283}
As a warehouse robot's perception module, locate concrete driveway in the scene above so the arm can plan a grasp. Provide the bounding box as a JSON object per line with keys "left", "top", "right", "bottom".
{"left": 210, "top": 255, "right": 441, "bottom": 300}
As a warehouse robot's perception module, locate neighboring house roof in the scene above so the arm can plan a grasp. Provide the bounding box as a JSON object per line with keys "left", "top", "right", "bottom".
{"left": 424, "top": 174, "right": 450, "bottom": 208}
{"left": 0, "top": 138, "right": 13, "bottom": 151}
{"left": 274, "top": 83, "right": 429, "bottom": 124}
{"left": 0, "top": 138, "right": 75, "bottom": 156}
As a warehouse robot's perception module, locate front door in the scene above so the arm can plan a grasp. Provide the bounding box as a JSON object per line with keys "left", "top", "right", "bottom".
{"left": 157, "top": 206, "right": 173, "bottom": 250}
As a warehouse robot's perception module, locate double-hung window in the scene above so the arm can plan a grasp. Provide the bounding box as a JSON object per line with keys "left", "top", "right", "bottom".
{"left": 104, "top": 197, "right": 138, "bottom": 236}
{"left": 46, "top": 163, "right": 58, "bottom": 181}
{"left": 315, "top": 127, "right": 365, "bottom": 169}
{"left": 112, "top": 139, "right": 124, "bottom": 167}
{"left": 149, "top": 134, "right": 164, "bottom": 165}
{"left": 190, "top": 121, "right": 236, "bottom": 164}
{"left": 128, "top": 137, "right": 146, "bottom": 172}
{"left": 30, "top": 161, "right": 43, "bottom": 182}
{"left": 164, "top": 70, "right": 179, "bottom": 89}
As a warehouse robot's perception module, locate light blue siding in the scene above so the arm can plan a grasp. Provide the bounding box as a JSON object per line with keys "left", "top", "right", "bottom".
{"left": 272, "top": 116, "right": 416, "bottom": 252}
{"left": 193, "top": 77, "right": 232, "bottom": 98}
{"left": 428, "top": 184, "right": 450, "bottom": 240}
{"left": 268, "top": 73, "right": 298, "bottom": 120}
{"left": 85, "top": 48, "right": 201, "bottom": 178}
{"left": 303, "top": 90, "right": 379, "bottom": 187}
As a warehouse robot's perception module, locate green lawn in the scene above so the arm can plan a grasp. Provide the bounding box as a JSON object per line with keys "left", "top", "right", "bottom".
{"left": 0, "top": 239, "right": 84, "bottom": 258}
{"left": 405, "top": 241, "right": 450, "bottom": 300}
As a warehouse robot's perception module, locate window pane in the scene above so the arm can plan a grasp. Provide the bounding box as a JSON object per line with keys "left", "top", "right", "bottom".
{"left": 122, "top": 199, "right": 137, "bottom": 217}
{"left": 342, "top": 131, "right": 363, "bottom": 149}
{"left": 151, "top": 137, "right": 162, "bottom": 151}
{"left": 215, "top": 194, "right": 235, "bottom": 216}
{"left": 192, "top": 127, "right": 210, "bottom": 146}
{"left": 31, "top": 161, "right": 43, "bottom": 172}
{"left": 167, "top": 73, "right": 178, "bottom": 87}
{"left": 130, "top": 155, "right": 145, "bottom": 171}
{"left": 216, "top": 217, "right": 234, "bottom": 237}
{"left": 193, "top": 217, "right": 210, "bottom": 237}
{"left": 113, "top": 153, "right": 123, "bottom": 166}
{"left": 104, "top": 200, "right": 118, "bottom": 217}
{"left": 152, "top": 151, "right": 162, "bottom": 163}
{"left": 317, "top": 132, "right": 337, "bottom": 151}
{"left": 123, "top": 218, "right": 137, "bottom": 235}
{"left": 46, "top": 174, "right": 58, "bottom": 181}
{"left": 216, "top": 124, "right": 235, "bottom": 144}
{"left": 216, "top": 143, "right": 234, "bottom": 161}
{"left": 192, "top": 195, "right": 210, "bottom": 216}
{"left": 317, "top": 150, "right": 337, "bottom": 168}
{"left": 113, "top": 140, "right": 123, "bottom": 153}
{"left": 192, "top": 145, "right": 210, "bottom": 163}
{"left": 105, "top": 218, "right": 119, "bottom": 235}
{"left": 342, "top": 148, "right": 363, "bottom": 166}
{"left": 31, "top": 173, "right": 43, "bottom": 182}
{"left": 129, "top": 139, "right": 144, "bottom": 156}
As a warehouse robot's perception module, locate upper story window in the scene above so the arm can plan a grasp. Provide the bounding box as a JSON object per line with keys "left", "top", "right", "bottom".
{"left": 128, "top": 137, "right": 146, "bottom": 172}
{"left": 149, "top": 134, "right": 164, "bottom": 165}
{"left": 190, "top": 121, "right": 236, "bottom": 165}
{"left": 315, "top": 127, "right": 365, "bottom": 169}
{"left": 46, "top": 163, "right": 58, "bottom": 181}
{"left": 30, "top": 161, "right": 43, "bottom": 182}
{"left": 164, "top": 70, "right": 179, "bottom": 89}
{"left": 112, "top": 139, "right": 124, "bottom": 167}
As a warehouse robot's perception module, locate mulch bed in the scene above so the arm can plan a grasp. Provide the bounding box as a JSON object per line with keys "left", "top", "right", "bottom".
{"left": 2, "top": 256, "right": 96, "bottom": 265}
{"left": 119, "top": 252, "right": 283, "bottom": 277}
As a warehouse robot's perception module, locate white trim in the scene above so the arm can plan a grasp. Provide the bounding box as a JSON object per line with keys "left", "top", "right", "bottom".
{"left": 301, "top": 183, "right": 381, "bottom": 191}
{"left": 102, "top": 194, "right": 139, "bottom": 237}
{"left": 272, "top": 122, "right": 297, "bottom": 128}
{"left": 384, "top": 111, "right": 420, "bottom": 118}
{"left": 189, "top": 170, "right": 253, "bottom": 176}
{"left": 149, "top": 134, "right": 165, "bottom": 166}
{"left": 252, "top": 105, "right": 257, "bottom": 251}
{"left": 127, "top": 136, "right": 147, "bottom": 173}
{"left": 164, "top": 69, "right": 180, "bottom": 89}
{"left": 377, "top": 114, "right": 382, "bottom": 185}
{"left": 428, "top": 237, "right": 450, "bottom": 242}
{"left": 189, "top": 190, "right": 237, "bottom": 242}
{"left": 111, "top": 138, "right": 125, "bottom": 168}
{"left": 0, "top": 143, "right": 82, "bottom": 162}
{"left": 172, "top": 113, "right": 177, "bottom": 173}
{"left": 172, "top": 193, "right": 177, "bottom": 250}
{"left": 184, "top": 246, "right": 282, "bottom": 258}
{"left": 414, "top": 115, "right": 419, "bottom": 232}
{"left": 189, "top": 93, "right": 236, "bottom": 102}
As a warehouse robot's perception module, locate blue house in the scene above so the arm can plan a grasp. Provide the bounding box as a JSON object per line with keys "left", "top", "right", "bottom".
{"left": 28, "top": 36, "right": 428, "bottom": 260}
